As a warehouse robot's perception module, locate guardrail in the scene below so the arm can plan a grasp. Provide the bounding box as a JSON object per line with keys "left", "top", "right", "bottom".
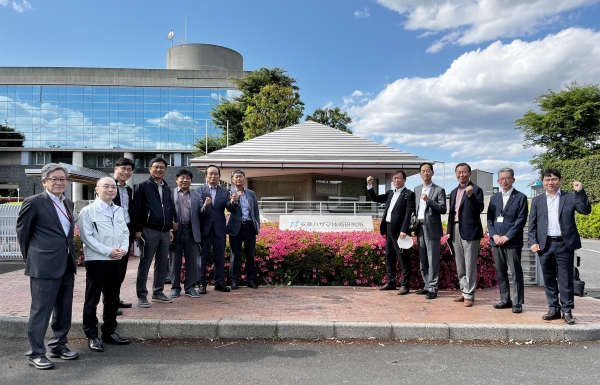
{"left": 258, "top": 200, "right": 381, "bottom": 216}
{"left": 0, "top": 204, "right": 21, "bottom": 258}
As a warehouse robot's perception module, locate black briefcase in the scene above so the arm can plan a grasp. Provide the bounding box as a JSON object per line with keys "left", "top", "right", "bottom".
{"left": 574, "top": 279, "right": 586, "bottom": 297}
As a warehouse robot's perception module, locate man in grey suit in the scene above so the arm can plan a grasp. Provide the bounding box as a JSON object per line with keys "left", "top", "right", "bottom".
{"left": 487, "top": 168, "right": 528, "bottom": 314}
{"left": 529, "top": 168, "right": 591, "bottom": 324}
{"left": 227, "top": 169, "right": 261, "bottom": 289}
{"left": 413, "top": 162, "right": 446, "bottom": 300}
{"left": 16, "top": 163, "right": 79, "bottom": 370}
{"left": 170, "top": 169, "right": 201, "bottom": 298}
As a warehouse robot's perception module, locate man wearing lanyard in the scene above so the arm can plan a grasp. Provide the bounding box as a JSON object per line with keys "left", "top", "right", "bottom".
{"left": 487, "top": 168, "right": 528, "bottom": 313}
{"left": 227, "top": 169, "right": 261, "bottom": 289}
{"left": 529, "top": 168, "right": 591, "bottom": 324}
{"left": 16, "top": 163, "right": 78, "bottom": 370}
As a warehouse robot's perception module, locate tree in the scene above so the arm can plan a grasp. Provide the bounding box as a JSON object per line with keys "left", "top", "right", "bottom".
{"left": 0, "top": 121, "right": 25, "bottom": 147}
{"left": 306, "top": 107, "right": 353, "bottom": 133}
{"left": 515, "top": 82, "right": 600, "bottom": 171}
{"left": 192, "top": 135, "right": 224, "bottom": 156}
{"left": 243, "top": 84, "right": 304, "bottom": 139}
{"left": 205, "top": 67, "right": 300, "bottom": 148}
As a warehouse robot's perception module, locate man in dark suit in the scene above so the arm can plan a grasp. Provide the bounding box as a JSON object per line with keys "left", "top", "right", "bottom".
{"left": 16, "top": 163, "right": 79, "bottom": 370}
{"left": 413, "top": 162, "right": 446, "bottom": 300}
{"left": 529, "top": 168, "right": 591, "bottom": 324}
{"left": 487, "top": 168, "right": 528, "bottom": 314}
{"left": 170, "top": 168, "right": 201, "bottom": 298}
{"left": 448, "top": 162, "right": 484, "bottom": 307}
{"left": 367, "top": 170, "right": 415, "bottom": 295}
{"left": 227, "top": 169, "right": 261, "bottom": 290}
{"left": 111, "top": 157, "right": 135, "bottom": 311}
{"left": 197, "top": 165, "right": 237, "bottom": 293}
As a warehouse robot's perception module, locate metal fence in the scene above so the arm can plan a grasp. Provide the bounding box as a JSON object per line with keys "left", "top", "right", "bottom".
{"left": 0, "top": 204, "right": 21, "bottom": 258}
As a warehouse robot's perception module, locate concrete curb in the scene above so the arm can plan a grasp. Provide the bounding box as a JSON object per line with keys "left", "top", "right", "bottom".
{"left": 1, "top": 316, "right": 599, "bottom": 342}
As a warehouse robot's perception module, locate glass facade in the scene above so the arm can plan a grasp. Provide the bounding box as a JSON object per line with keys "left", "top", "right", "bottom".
{"left": 0, "top": 85, "right": 239, "bottom": 150}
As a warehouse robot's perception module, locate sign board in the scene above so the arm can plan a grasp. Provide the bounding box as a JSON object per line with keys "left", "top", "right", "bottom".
{"left": 279, "top": 215, "right": 374, "bottom": 232}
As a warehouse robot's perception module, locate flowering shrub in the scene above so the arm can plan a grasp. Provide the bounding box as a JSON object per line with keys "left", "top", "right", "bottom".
{"left": 0, "top": 197, "right": 24, "bottom": 204}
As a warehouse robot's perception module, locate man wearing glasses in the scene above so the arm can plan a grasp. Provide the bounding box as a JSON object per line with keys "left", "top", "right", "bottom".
{"left": 16, "top": 164, "right": 78, "bottom": 369}
{"left": 413, "top": 162, "right": 447, "bottom": 300}
{"left": 132, "top": 157, "right": 175, "bottom": 308}
{"left": 111, "top": 158, "right": 135, "bottom": 312}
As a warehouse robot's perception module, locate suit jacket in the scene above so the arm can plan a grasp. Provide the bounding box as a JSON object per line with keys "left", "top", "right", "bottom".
{"left": 113, "top": 179, "right": 133, "bottom": 224}
{"left": 528, "top": 189, "right": 591, "bottom": 251}
{"left": 226, "top": 188, "right": 260, "bottom": 236}
{"left": 368, "top": 186, "right": 415, "bottom": 238}
{"left": 487, "top": 188, "right": 528, "bottom": 248}
{"left": 447, "top": 181, "right": 484, "bottom": 241}
{"left": 172, "top": 188, "right": 202, "bottom": 243}
{"left": 16, "top": 190, "right": 76, "bottom": 279}
{"left": 414, "top": 183, "right": 447, "bottom": 239}
{"left": 197, "top": 184, "right": 237, "bottom": 238}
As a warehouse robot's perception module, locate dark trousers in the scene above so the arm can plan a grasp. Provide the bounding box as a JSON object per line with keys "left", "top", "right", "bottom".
{"left": 136, "top": 227, "right": 170, "bottom": 298}
{"left": 198, "top": 227, "right": 226, "bottom": 286}
{"left": 28, "top": 259, "right": 75, "bottom": 358}
{"left": 170, "top": 227, "right": 199, "bottom": 291}
{"left": 538, "top": 239, "right": 575, "bottom": 313}
{"left": 492, "top": 246, "right": 524, "bottom": 305}
{"left": 229, "top": 222, "right": 257, "bottom": 284}
{"left": 83, "top": 260, "right": 121, "bottom": 339}
{"left": 385, "top": 224, "right": 411, "bottom": 288}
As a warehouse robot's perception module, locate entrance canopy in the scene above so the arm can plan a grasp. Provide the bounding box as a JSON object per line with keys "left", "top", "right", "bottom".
{"left": 190, "top": 122, "right": 430, "bottom": 179}
{"left": 25, "top": 163, "right": 110, "bottom": 184}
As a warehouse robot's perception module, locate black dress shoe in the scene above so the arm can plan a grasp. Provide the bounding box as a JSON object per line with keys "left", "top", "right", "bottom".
{"left": 542, "top": 310, "right": 562, "bottom": 320}
{"left": 117, "top": 309, "right": 123, "bottom": 316}
{"left": 49, "top": 346, "right": 79, "bottom": 360}
{"left": 88, "top": 338, "right": 105, "bottom": 352}
{"left": 493, "top": 301, "right": 513, "bottom": 309}
{"left": 198, "top": 285, "right": 207, "bottom": 294}
{"left": 426, "top": 291, "right": 437, "bottom": 299}
{"left": 247, "top": 281, "right": 258, "bottom": 289}
{"left": 415, "top": 288, "right": 429, "bottom": 295}
{"left": 397, "top": 286, "right": 409, "bottom": 295}
{"left": 118, "top": 300, "right": 132, "bottom": 308}
{"left": 214, "top": 283, "right": 231, "bottom": 292}
{"left": 563, "top": 312, "right": 575, "bottom": 325}
{"left": 231, "top": 282, "right": 239, "bottom": 290}
{"left": 102, "top": 333, "right": 131, "bottom": 345}
{"left": 28, "top": 356, "right": 54, "bottom": 370}
{"left": 378, "top": 282, "right": 396, "bottom": 291}
{"left": 512, "top": 304, "right": 523, "bottom": 313}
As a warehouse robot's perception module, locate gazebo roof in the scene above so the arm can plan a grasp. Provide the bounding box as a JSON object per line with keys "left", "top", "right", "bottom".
{"left": 190, "top": 121, "right": 429, "bottom": 178}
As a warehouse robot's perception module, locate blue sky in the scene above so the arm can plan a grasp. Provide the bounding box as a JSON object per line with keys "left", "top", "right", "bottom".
{"left": 2, "top": 0, "right": 600, "bottom": 193}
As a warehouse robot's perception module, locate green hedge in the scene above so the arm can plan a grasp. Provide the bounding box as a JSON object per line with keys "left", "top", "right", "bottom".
{"left": 577, "top": 203, "right": 600, "bottom": 239}
{"left": 547, "top": 154, "right": 600, "bottom": 204}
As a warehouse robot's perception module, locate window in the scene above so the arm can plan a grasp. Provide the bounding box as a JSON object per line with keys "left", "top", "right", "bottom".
{"left": 35, "top": 152, "right": 51, "bottom": 165}
{"left": 182, "top": 153, "right": 193, "bottom": 166}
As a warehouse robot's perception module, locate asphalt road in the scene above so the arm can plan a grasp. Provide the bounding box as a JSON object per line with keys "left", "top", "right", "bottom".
{"left": 1, "top": 338, "right": 599, "bottom": 384}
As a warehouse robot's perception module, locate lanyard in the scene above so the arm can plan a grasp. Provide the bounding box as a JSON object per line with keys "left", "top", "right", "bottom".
{"left": 52, "top": 200, "right": 72, "bottom": 222}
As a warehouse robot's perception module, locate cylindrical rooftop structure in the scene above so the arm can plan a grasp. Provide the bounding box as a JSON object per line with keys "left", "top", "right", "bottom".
{"left": 167, "top": 43, "right": 243, "bottom": 71}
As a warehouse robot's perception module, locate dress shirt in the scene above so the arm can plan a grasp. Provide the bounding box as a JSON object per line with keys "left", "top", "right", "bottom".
{"left": 48, "top": 192, "right": 71, "bottom": 236}
{"left": 385, "top": 187, "right": 405, "bottom": 223}
{"left": 234, "top": 188, "right": 251, "bottom": 221}
{"left": 209, "top": 186, "right": 217, "bottom": 201}
{"left": 116, "top": 182, "right": 130, "bottom": 223}
{"left": 177, "top": 187, "right": 191, "bottom": 223}
{"left": 546, "top": 189, "right": 562, "bottom": 236}
{"left": 453, "top": 183, "right": 468, "bottom": 222}
{"left": 417, "top": 183, "right": 432, "bottom": 220}
{"left": 501, "top": 187, "right": 514, "bottom": 209}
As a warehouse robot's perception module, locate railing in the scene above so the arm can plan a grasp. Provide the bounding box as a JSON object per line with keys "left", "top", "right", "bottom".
{"left": 0, "top": 204, "right": 21, "bottom": 258}
{"left": 258, "top": 200, "right": 381, "bottom": 216}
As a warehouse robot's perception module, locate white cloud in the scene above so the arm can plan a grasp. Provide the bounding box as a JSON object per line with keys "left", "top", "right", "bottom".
{"left": 347, "top": 28, "right": 600, "bottom": 161}
{"left": 354, "top": 7, "right": 370, "bottom": 19}
{"left": 377, "top": 0, "right": 599, "bottom": 51}
{"left": 9, "top": 0, "right": 32, "bottom": 12}
{"left": 0, "top": 0, "right": 8, "bottom": 6}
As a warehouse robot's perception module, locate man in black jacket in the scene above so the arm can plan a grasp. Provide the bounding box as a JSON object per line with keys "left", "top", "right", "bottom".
{"left": 133, "top": 157, "right": 175, "bottom": 308}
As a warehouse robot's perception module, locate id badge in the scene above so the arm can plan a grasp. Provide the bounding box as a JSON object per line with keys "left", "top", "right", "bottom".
{"left": 497, "top": 216, "right": 504, "bottom": 223}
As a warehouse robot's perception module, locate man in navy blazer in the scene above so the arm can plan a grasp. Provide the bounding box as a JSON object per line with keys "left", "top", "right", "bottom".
{"left": 16, "top": 163, "right": 78, "bottom": 370}
{"left": 529, "top": 168, "right": 591, "bottom": 324}
{"left": 227, "top": 169, "right": 261, "bottom": 289}
{"left": 197, "top": 165, "right": 237, "bottom": 293}
{"left": 170, "top": 169, "right": 201, "bottom": 298}
{"left": 487, "top": 168, "right": 528, "bottom": 314}
{"left": 367, "top": 170, "right": 416, "bottom": 295}
{"left": 448, "top": 163, "right": 484, "bottom": 307}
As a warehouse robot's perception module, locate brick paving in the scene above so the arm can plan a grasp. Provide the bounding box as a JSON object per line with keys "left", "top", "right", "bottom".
{"left": 2, "top": 257, "right": 600, "bottom": 326}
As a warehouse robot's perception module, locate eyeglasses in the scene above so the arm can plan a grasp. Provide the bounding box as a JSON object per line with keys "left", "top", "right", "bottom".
{"left": 45, "top": 178, "right": 68, "bottom": 183}
{"left": 151, "top": 166, "right": 166, "bottom": 171}
{"left": 118, "top": 166, "right": 133, "bottom": 172}
{"left": 99, "top": 185, "right": 117, "bottom": 190}
{"left": 207, "top": 172, "right": 220, "bottom": 177}
{"left": 498, "top": 177, "right": 513, "bottom": 181}
{"left": 420, "top": 169, "right": 433, "bottom": 174}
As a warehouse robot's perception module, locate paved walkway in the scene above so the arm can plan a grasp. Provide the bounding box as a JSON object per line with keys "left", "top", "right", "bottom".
{"left": 2, "top": 258, "right": 600, "bottom": 341}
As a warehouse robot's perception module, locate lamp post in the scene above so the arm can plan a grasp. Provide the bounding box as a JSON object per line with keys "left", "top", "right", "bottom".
{"left": 433, "top": 160, "right": 446, "bottom": 190}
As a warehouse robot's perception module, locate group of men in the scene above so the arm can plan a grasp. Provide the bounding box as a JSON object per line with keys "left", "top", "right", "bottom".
{"left": 16, "top": 159, "right": 261, "bottom": 370}
{"left": 369, "top": 162, "right": 591, "bottom": 324}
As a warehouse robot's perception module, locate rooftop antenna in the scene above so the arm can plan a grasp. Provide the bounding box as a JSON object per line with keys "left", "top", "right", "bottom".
{"left": 167, "top": 30, "right": 174, "bottom": 47}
